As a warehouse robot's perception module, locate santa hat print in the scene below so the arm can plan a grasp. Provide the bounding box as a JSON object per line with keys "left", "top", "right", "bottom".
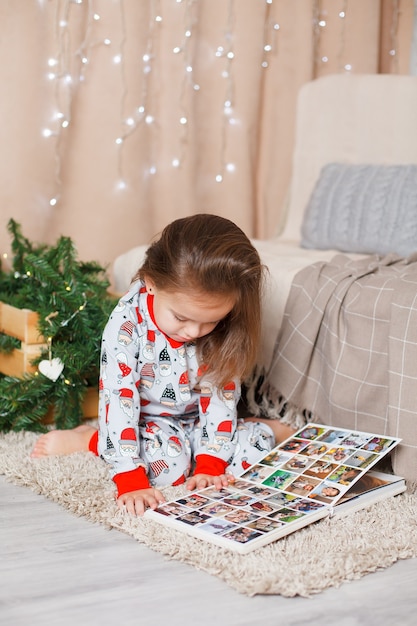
{"left": 150, "top": 459, "right": 169, "bottom": 477}
{"left": 199, "top": 395, "right": 211, "bottom": 414}
{"left": 119, "top": 427, "right": 137, "bottom": 445}
{"left": 119, "top": 320, "right": 134, "bottom": 339}
{"left": 223, "top": 381, "right": 236, "bottom": 394}
{"left": 168, "top": 435, "right": 182, "bottom": 455}
{"left": 140, "top": 362, "right": 155, "bottom": 383}
{"left": 215, "top": 420, "right": 233, "bottom": 439}
{"left": 179, "top": 371, "right": 189, "bottom": 388}
{"left": 119, "top": 387, "right": 134, "bottom": 400}
{"left": 116, "top": 352, "right": 132, "bottom": 378}
{"left": 160, "top": 383, "right": 176, "bottom": 404}
{"left": 159, "top": 346, "right": 170, "bottom": 365}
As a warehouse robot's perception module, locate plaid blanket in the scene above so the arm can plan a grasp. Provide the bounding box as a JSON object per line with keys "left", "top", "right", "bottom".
{"left": 262, "top": 253, "right": 417, "bottom": 483}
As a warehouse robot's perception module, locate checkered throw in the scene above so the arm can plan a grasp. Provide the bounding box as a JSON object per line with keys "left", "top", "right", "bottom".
{"left": 263, "top": 253, "right": 417, "bottom": 483}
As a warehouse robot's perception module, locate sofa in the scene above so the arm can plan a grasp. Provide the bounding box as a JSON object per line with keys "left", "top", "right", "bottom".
{"left": 112, "top": 73, "right": 417, "bottom": 482}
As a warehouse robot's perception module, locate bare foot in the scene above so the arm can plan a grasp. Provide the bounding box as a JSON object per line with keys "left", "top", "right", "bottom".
{"left": 30, "top": 424, "right": 96, "bottom": 458}
{"left": 243, "top": 416, "right": 296, "bottom": 443}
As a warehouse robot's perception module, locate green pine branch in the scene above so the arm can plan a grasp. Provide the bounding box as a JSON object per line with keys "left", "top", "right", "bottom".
{"left": 0, "top": 219, "right": 117, "bottom": 433}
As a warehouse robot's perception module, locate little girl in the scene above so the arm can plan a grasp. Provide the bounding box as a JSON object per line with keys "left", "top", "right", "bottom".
{"left": 32, "top": 214, "right": 294, "bottom": 516}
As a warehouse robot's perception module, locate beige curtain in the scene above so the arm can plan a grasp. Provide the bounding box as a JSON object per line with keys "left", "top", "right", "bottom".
{"left": 0, "top": 0, "right": 414, "bottom": 272}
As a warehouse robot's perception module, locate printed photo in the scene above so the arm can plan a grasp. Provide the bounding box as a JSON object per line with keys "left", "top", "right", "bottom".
{"left": 282, "top": 454, "right": 314, "bottom": 473}
{"left": 199, "top": 519, "right": 237, "bottom": 535}
{"left": 322, "top": 447, "right": 354, "bottom": 463}
{"left": 176, "top": 494, "right": 211, "bottom": 508}
{"left": 222, "top": 526, "right": 263, "bottom": 544}
{"left": 223, "top": 493, "right": 256, "bottom": 507}
{"left": 308, "top": 481, "right": 345, "bottom": 503}
{"left": 288, "top": 499, "right": 326, "bottom": 513}
{"left": 304, "top": 460, "right": 338, "bottom": 479}
{"left": 362, "top": 437, "right": 395, "bottom": 453}
{"left": 248, "top": 500, "right": 277, "bottom": 515}
{"left": 223, "top": 509, "right": 259, "bottom": 524}
{"left": 262, "top": 469, "right": 296, "bottom": 490}
{"left": 295, "top": 425, "right": 326, "bottom": 440}
{"left": 154, "top": 502, "right": 189, "bottom": 517}
{"left": 199, "top": 501, "right": 235, "bottom": 517}
{"left": 345, "top": 450, "right": 379, "bottom": 469}
{"left": 177, "top": 510, "right": 211, "bottom": 525}
{"left": 268, "top": 508, "right": 305, "bottom": 523}
{"left": 240, "top": 464, "right": 273, "bottom": 482}
{"left": 265, "top": 492, "right": 302, "bottom": 507}
{"left": 259, "top": 449, "right": 291, "bottom": 467}
{"left": 299, "top": 442, "right": 328, "bottom": 457}
{"left": 317, "top": 429, "right": 349, "bottom": 444}
{"left": 246, "top": 518, "right": 285, "bottom": 533}
{"left": 285, "top": 475, "right": 321, "bottom": 496}
{"left": 278, "top": 438, "right": 308, "bottom": 453}
{"left": 327, "top": 465, "right": 362, "bottom": 486}
{"left": 340, "top": 432, "right": 372, "bottom": 448}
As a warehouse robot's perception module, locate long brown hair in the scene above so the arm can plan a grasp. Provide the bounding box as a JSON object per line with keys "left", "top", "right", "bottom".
{"left": 134, "top": 214, "right": 265, "bottom": 388}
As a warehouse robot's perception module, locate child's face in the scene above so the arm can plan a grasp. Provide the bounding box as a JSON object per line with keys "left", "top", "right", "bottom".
{"left": 146, "top": 279, "right": 235, "bottom": 343}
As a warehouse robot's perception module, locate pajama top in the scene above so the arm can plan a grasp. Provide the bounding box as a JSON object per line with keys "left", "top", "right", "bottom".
{"left": 97, "top": 281, "right": 240, "bottom": 495}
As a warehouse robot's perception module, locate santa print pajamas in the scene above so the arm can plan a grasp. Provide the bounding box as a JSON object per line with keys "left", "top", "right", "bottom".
{"left": 96, "top": 281, "right": 275, "bottom": 496}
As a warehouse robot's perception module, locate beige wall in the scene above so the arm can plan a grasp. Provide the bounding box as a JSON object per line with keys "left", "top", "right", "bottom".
{"left": 0, "top": 0, "right": 414, "bottom": 272}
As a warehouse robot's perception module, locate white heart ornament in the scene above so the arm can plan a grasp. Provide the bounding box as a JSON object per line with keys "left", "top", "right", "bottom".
{"left": 38, "top": 358, "right": 65, "bottom": 382}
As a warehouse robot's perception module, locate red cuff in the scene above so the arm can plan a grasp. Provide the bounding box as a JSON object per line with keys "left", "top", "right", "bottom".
{"left": 193, "top": 454, "right": 228, "bottom": 477}
{"left": 88, "top": 430, "right": 99, "bottom": 455}
{"left": 113, "top": 466, "right": 151, "bottom": 497}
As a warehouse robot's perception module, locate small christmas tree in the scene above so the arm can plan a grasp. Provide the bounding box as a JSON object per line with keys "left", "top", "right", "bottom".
{"left": 0, "top": 219, "right": 117, "bottom": 432}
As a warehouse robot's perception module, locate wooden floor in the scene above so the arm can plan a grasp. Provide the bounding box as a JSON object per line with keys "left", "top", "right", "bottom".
{"left": 1, "top": 475, "right": 417, "bottom": 626}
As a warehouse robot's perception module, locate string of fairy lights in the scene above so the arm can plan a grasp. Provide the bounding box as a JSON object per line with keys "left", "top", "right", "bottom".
{"left": 37, "top": 0, "right": 402, "bottom": 210}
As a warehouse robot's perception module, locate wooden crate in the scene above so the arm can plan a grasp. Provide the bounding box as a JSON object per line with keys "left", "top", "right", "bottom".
{"left": 0, "top": 301, "right": 44, "bottom": 344}
{"left": 0, "top": 342, "right": 47, "bottom": 376}
{"left": 0, "top": 301, "right": 98, "bottom": 420}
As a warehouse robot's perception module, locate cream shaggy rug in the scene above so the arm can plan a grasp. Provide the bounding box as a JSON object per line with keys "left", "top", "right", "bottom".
{"left": 1, "top": 430, "right": 417, "bottom": 597}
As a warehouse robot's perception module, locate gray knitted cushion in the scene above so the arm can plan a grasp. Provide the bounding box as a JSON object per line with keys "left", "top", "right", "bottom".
{"left": 301, "top": 163, "right": 417, "bottom": 256}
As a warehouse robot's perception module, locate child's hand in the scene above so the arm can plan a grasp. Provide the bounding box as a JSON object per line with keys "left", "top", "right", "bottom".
{"left": 117, "top": 487, "right": 166, "bottom": 517}
{"left": 186, "top": 472, "right": 235, "bottom": 492}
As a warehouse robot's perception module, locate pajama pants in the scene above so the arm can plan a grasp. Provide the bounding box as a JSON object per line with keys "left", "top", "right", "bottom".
{"left": 90, "top": 417, "right": 275, "bottom": 488}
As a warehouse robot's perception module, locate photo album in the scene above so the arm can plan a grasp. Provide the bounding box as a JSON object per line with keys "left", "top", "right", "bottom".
{"left": 144, "top": 423, "right": 406, "bottom": 554}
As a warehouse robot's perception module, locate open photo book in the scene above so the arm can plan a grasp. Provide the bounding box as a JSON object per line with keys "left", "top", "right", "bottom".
{"left": 144, "top": 423, "right": 406, "bottom": 554}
